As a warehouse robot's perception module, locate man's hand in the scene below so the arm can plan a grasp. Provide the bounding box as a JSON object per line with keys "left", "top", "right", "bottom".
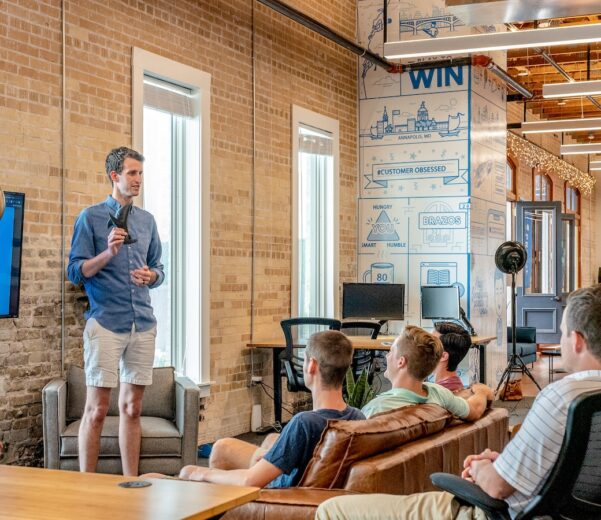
{"left": 471, "top": 383, "right": 495, "bottom": 402}
{"left": 131, "top": 265, "right": 156, "bottom": 287}
{"left": 461, "top": 448, "right": 500, "bottom": 480}
{"left": 107, "top": 227, "right": 127, "bottom": 257}
{"left": 179, "top": 465, "right": 210, "bottom": 481}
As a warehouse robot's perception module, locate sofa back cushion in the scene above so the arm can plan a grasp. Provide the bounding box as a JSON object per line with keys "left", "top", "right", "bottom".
{"left": 66, "top": 365, "right": 175, "bottom": 421}
{"left": 507, "top": 326, "right": 536, "bottom": 343}
{"left": 299, "top": 404, "right": 451, "bottom": 489}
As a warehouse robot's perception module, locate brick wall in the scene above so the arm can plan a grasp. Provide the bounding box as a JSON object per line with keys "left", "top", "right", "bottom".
{"left": 0, "top": 0, "right": 358, "bottom": 463}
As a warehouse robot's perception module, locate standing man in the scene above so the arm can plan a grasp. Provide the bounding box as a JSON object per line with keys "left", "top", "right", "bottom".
{"left": 68, "top": 146, "right": 164, "bottom": 476}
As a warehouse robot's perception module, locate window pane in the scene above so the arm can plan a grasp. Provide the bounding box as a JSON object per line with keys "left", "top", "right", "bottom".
{"left": 524, "top": 208, "right": 555, "bottom": 294}
{"left": 142, "top": 105, "right": 200, "bottom": 379}
{"left": 561, "top": 219, "right": 572, "bottom": 293}
{"left": 297, "top": 125, "right": 334, "bottom": 319}
{"left": 143, "top": 107, "right": 172, "bottom": 367}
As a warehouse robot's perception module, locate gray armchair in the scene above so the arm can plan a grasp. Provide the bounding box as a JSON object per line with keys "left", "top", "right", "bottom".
{"left": 507, "top": 326, "right": 537, "bottom": 365}
{"left": 43, "top": 365, "right": 199, "bottom": 475}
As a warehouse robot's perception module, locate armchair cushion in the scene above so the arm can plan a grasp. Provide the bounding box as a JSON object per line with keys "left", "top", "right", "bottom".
{"left": 506, "top": 327, "right": 537, "bottom": 364}
{"left": 299, "top": 404, "right": 451, "bottom": 489}
{"left": 60, "top": 417, "right": 182, "bottom": 457}
{"left": 507, "top": 326, "right": 536, "bottom": 344}
{"left": 66, "top": 366, "right": 175, "bottom": 421}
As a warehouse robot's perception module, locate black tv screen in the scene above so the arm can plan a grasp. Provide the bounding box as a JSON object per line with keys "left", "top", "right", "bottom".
{"left": 0, "top": 192, "right": 25, "bottom": 318}
{"left": 342, "top": 283, "right": 405, "bottom": 320}
{"left": 421, "top": 285, "right": 460, "bottom": 320}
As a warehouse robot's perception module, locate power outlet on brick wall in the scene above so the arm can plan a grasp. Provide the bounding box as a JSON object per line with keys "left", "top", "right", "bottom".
{"left": 250, "top": 375, "right": 263, "bottom": 385}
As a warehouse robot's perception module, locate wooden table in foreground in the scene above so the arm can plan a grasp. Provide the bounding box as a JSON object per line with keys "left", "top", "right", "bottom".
{"left": 248, "top": 335, "right": 496, "bottom": 424}
{"left": 0, "top": 465, "right": 259, "bottom": 520}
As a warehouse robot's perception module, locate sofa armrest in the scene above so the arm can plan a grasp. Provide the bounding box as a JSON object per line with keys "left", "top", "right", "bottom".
{"left": 42, "top": 378, "right": 68, "bottom": 469}
{"left": 174, "top": 375, "right": 200, "bottom": 466}
{"left": 221, "top": 488, "right": 360, "bottom": 520}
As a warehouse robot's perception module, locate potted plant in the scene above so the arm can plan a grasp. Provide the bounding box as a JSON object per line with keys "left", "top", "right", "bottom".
{"left": 344, "top": 367, "right": 375, "bottom": 409}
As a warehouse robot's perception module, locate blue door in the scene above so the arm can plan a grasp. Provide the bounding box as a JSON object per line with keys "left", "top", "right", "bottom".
{"left": 516, "top": 201, "right": 563, "bottom": 344}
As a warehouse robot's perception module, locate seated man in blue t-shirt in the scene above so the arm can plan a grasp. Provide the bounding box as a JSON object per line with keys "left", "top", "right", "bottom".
{"left": 178, "top": 330, "right": 365, "bottom": 488}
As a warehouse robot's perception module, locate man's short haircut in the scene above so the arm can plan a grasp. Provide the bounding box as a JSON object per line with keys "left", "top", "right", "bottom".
{"left": 395, "top": 325, "right": 443, "bottom": 380}
{"left": 305, "top": 330, "right": 353, "bottom": 388}
{"left": 105, "top": 146, "right": 144, "bottom": 184}
{"left": 434, "top": 322, "right": 472, "bottom": 371}
{"left": 565, "top": 284, "right": 601, "bottom": 361}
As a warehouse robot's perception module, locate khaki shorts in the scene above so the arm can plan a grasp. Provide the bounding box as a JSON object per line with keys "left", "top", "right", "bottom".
{"left": 83, "top": 318, "right": 156, "bottom": 388}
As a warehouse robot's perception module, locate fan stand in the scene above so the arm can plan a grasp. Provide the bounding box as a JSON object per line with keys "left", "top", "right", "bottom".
{"left": 495, "top": 270, "right": 541, "bottom": 397}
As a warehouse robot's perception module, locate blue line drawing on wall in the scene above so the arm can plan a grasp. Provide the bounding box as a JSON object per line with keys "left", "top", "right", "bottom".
{"left": 473, "top": 159, "right": 492, "bottom": 190}
{"left": 419, "top": 201, "right": 465, "bottom": 246}
{"left": 487, "top": 209, "right": 506, "bottom": 255}
{"left": 366, "top": 210, "right": 400, "bottom": 241}
{"left": 363, "top": 101, "right": 466, "bottom": 142}
{"left": 363, "top": 262, "right": 394, "bottom": 283}
{"left": 420, "top": 261, "right": 456, "bottom": 287}
{"left": 398, "top": 14, "right": 464, "bottom": 37}
{"left": 364, "top": 158, "right": 464, "bottom": 189}
{"left": 428, "top": 269, "right": 450, "bottom": 285}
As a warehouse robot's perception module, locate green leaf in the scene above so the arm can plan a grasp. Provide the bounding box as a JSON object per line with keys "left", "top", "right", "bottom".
{"left": 344, "top": 367, "right": 376, "bottom": 409}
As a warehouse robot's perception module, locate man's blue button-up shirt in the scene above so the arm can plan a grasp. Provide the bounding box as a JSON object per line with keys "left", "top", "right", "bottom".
{"left": 67, "top": 196, "right": 164, "bottom": 333}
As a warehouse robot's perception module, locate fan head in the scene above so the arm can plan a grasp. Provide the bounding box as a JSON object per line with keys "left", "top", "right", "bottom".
{"left": 495, "top": 241, "right": 527, "bottom": 274}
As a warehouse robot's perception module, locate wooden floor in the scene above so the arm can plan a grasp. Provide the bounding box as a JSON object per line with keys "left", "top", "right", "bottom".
{"left": 521, "top": 350, "right": 565, "bottom": 397}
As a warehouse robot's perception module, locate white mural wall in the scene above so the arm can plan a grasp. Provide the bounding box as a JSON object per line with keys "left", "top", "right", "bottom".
{"left": 357, "top": 0, "right": 507, "bottom": 385}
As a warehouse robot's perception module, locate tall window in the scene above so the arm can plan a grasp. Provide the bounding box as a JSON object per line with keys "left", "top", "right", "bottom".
{"left": 565, "top": 184, "right": 580, "bottom": 214}
{"left": 292, "top": 106, "right": 339, "bottom": 322}
{"left": 564, "top": 183, "right": 581, "bottom": 287}
{"left": 506, "top": 158, "right": 517, "bottom": 241}
{"left": 133, "top": 48, "right": 211, "bottom": 386}
{"left": 533, "top": 170, "right": 552, "bottom": 201}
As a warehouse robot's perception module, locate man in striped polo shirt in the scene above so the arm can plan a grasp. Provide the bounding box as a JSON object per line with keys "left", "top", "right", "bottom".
{"left": 316, "top": 284, "right": 601, "bottom": 520}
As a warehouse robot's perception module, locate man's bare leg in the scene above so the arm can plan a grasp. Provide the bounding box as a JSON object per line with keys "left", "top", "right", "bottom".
{"left": 210, "top": 433, "right": 280, "bottom": 470}
{"left": 119, "top": 382, "right": 146, "bottom": 476}
{"left": 79, "top": 386, "right": 112, "bottom": 473}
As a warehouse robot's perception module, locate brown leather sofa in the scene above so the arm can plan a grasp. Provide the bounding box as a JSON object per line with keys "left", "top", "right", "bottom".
{"left": 223, "top": 404, "right": 509, "bottom": 520}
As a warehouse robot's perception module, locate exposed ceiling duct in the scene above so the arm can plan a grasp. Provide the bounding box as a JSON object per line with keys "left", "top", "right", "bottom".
{"left": 445, "top": 0, "right": 601, "bottom": 26}
{"left": 256, "top": 0, "right": 532, "bottom": 98}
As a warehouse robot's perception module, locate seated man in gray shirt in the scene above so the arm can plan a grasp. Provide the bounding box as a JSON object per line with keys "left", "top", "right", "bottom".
{"left": 178, "top": 330, "right": 365, "bottom": 488}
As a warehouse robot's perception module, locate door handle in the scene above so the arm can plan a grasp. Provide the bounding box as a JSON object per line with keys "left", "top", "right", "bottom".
{"left": 551, "top": 296, "right": 561, "bottom": 302}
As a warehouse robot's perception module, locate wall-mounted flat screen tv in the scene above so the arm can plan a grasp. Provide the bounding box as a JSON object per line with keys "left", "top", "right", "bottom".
{"left": 0, "top": 192, "right": 25, "bottom": 318}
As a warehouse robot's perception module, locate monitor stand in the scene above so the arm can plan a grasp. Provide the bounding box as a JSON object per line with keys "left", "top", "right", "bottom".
{"left": 459, "top": 307, "right": 476, "bottom": 336}
{"left": 432, "top": 309, "right": 476, "bottom": 337}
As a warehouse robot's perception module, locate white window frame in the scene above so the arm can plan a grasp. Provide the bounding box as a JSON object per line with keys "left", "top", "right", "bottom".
{"left": 291, "top": 105, "right": 339, "bottom": 319}
{"left": 132, "top": 47, "right": 211, "bottom": 392}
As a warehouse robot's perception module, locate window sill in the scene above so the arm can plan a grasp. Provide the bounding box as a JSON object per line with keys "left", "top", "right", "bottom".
{"left": 197, "top": 380, "right": 214, "bottom": 398}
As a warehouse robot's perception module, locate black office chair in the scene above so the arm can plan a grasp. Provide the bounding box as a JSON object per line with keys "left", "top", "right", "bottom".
{"left": 340, "top": 320, "right": 381, "bottom": 382}
{"left": 430, "top": 389, "right": 601, "bottom": 520}
{"left": 280, "top": 318, "right": 342, "bottom": 393}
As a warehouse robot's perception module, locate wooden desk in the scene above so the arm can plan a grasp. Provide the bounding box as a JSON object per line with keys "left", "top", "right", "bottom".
{"left": 248, "top": 335, "right": 495, "bottom": 424}
{"left": 0, "top": 465, "right": 259, "bottom": 520}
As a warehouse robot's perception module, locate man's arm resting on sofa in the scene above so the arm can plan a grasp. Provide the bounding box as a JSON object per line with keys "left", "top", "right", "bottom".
{"left": 180, "top": 458, "right": 282, "bottom": 488}
{"left": 465, "top": 384, "right": 495, "bottom": 421}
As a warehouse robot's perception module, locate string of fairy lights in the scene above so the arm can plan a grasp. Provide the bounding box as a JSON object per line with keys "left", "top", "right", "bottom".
{"left": 507, "top": 131, "right": 596, "bottom": 195}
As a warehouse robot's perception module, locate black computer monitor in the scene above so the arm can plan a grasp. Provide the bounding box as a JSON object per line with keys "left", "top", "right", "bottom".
{"left": 342, "top": 283, "right": 405, "bottom": 320}
{"left": 421, "top": 285, "right": 460, "bottom": 321}
{"left": 0, "top": 191, "right": 25, "bottom": 318}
